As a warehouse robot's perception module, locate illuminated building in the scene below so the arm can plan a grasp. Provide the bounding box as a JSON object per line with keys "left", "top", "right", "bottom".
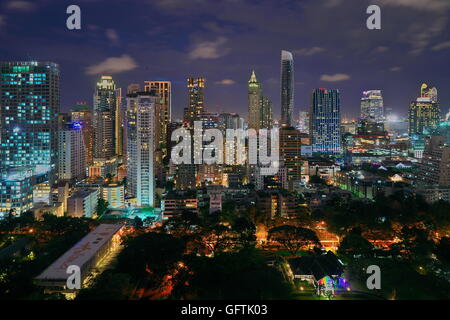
{"left": 71, "top": 103, "right": 94, "bottom": 165}
{"left": 0, "top": 168, "right": 33, "bottom": 217}
{"left": 184, "top": 77, "right": 205, "bottom": 127}
{"left": 279, "top": 126, "right": 302, "bottom": 183}
{"left": 408, "top": 83, "right": 440, "bottom": 136}
{"left": 67, "top": 189, "right": 99, "bottom": 218}
{"left": 418, "top": 136, "right": 450, "bottom": 187}
{"left": 102, "top": 183, "right": 125, "bottom": 208}
{"left": 310, "top": 88, "right": 342, "bottom": 155}
{"left": 161, "top": 190, "right": 198, "bottom": 218}
{"left": 58, "top": 123, "right": 86, "bottom": 181}
{"left": 280, "top": 50, "right": 294, "bottom": 126}
{"left": 35, "top": 224, "right": 123, "bottom": 293}
{"left": 0, "top": 61, "right": 59, "bottom": 183}
{"left": 247, "top": 71, "right": 273, "bottom": 130}
{"left": 126, "top": 91, "right": 156, "bottom": 207}
{"left": 93, "top": 76, "right": 122, "bottom": 160}
{"left": 360, "top": 90, "right": 384, "bottom": 123}
{"left": 144, "top": 81, "right": 171, "bottom": 156}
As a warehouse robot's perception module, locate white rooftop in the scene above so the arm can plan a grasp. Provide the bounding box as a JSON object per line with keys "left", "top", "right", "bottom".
{"left": 35, "top": 224, "right": 123, "bottom": 281}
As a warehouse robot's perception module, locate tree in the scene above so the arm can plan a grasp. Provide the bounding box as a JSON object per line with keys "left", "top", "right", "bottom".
{"left": 96, "top": 198, "right": 109, "bottom": 216}
{"left": 172, "top": 248, "right": 293, "bottom": 300}
{"left": 338, "top": 228, "right": 373, "bottom": 257}
{"left": 436, "top": 237, "right": 450, "bottom": 264}
{"left": 116, "top": 232, "right": 185, "bottom": 284}
{"left": 76, "top": 271, "right": 134, "bottom": 300}
{"left": 268, "top": 225, "right": 320, "bottom": 256}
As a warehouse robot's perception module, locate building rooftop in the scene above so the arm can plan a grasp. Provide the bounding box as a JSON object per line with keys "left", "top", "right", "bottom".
{"left": 35, "top": 224, "right": 123, "bottom": 282}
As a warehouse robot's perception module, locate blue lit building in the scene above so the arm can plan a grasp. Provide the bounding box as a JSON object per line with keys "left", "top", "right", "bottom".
{"left": 0, "top": 168, "right": 34, "bottom": 217}
{"left": 310, "top": 88, "right": 342, "bottom": 155}
{"left": 0, "top": 61, "right": 60, "bottom": 181}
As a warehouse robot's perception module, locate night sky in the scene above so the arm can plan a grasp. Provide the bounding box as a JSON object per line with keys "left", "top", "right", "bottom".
{"left": 0, "top": 0, "right": 449, "bottom": 120}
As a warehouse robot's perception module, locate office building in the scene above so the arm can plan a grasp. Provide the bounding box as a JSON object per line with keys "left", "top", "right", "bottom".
{"left": 0, "top": 61, "right": 60, "bottom": 182}
{"left": 310, "top": 89, "right": 342, "bottom": 155}
{"left": 93, "top": 76, "right": 121, "bottom": 160}
{"left": 71, "top": 103, "right": 93, "bottom": 165}
{"left": 67, "top": 189, "right": 99, "bottom": 218}
{"left": 184, "top": 77, "right": 205, "bottom": 127}
{"left": 409, "top": 83, "right": 440, "bottom": 136}
{"left": 361, "top": 90, "right": 384, "bottom": 122}
{"left": 280, "top": 50, "right": 294, "bottom": 126}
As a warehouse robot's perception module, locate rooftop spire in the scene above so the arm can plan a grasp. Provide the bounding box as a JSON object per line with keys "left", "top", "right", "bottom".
{"left": 249, "top": 70, "right": 257, "bottom": 83}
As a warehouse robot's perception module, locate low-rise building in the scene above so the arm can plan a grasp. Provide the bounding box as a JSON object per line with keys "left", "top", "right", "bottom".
{"left": 67, "top": 189, "right": 99, "bottom": 218}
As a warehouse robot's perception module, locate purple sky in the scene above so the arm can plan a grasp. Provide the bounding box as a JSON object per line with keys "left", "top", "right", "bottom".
{"left": 0, "top": 0, "right": 449, "bottom": 121}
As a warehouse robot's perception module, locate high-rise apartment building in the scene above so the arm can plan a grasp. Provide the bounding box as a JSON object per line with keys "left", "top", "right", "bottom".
{"left": 361, "top": 90, "right": 384, "bottom": 122}
{"left": 144, "top": 81, "right": 171, "bottom": 153}
{"left": 184, "top": 77, "right": 205, "bottom": 127}
{"left": 93, "top": 76, "right": 121, "bottom": 160}
{"left": 280, "top": 50, "right": 294, "bottom": 127}
{"left": 310, "top": 88, "right": 342, "bottom": 155}
{"left": 58, "top": 123, "right": 86, "bottom": 181}
{"left": 0, "top": 61, "right": 60, "bottom": 180}
{"left": 126, "top": 91, "right": 156, "bottom": 207}
{"left": 71, "top": 103, "right": 93, "bottom": 165}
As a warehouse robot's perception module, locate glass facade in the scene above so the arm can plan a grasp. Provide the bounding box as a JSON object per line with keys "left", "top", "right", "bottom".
{"left": 280, "top": 50, "right": 294, "bottom": 127}
{"left": 0, "top": 61, "right": 59, "bottom": 179}
{"left": 311, "top": 88, "right": 342, "bottom": 155}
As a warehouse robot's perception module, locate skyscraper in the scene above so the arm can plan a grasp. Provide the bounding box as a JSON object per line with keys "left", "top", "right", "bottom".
{"left": 126, "top": 91, "right": 156, "bottom": 207}
{"left": 409, "top": 83, "right": 440, "bottom": 136}
{"left": 144, "top": 81, "right": 171, "bottom": 153}
{"left": 184, "top": 77, "right": 205, "bottom": 127}
{"left": 280, "top": 50, "right": 294, "bottom": 127}
{"left": 58, "top": 123, "right": 86, "bottom": 181}
{"left": 279, "top": 126, "right": 302, "bottom": 183}
{"left": 93, "top": 76, "right": 121, "bottom": 160}
{"left": 71, "top": 103, "right": 93, "bottom": 165}
{"left": 310, "top": 88, "right": 342, "bottom": 155}
{"left": 361, "top": 90, "right": 384, "bottom": 122}
{"left": 248, "top": 70, "right": 262, "bottom": 130}
{"left": 247, "top": 70, "right": 273, "bottom": 130}
{"left": 0, "top": 61, "right": 60, "bottom": 179}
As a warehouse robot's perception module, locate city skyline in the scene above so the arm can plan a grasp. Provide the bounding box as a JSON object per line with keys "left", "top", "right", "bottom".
{"left": 0, "top": 0, "right": 449, "bottom": 119}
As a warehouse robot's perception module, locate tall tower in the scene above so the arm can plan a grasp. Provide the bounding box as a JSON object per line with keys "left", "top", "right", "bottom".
{"left": 93, "top": 76, "right": 120, "bottom": 160}
{"left": 144, "top": 81, "right": 171, "bottom": 154}
{"left": 184, "top": 77, "right": 205, "bottom": 127}
{"left": 409, "top": 83, "right": 440, "bottom": 136}
{"left": 0, "top": 61, "right": 60, "bottom": 178}
{"left": 248, "top": 70, "right": 262, "bottom": 130}
{"left": 361, "top": 90, "right": 384, "bottom": 122}
{"left": 310, "top": 88, "right": 341, "bottom": 155}
{"left": 280, "top": 50, "right": 294, "bottom": 127}
{"left": 71, "top": 103, "right": 93, "bottom": 165}
{"left": 126, "top": 91, "right": 156, "bottom": 207}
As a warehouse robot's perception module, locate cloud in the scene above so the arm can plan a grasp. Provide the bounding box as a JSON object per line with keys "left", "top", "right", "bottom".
{"left": 405, "top": 16, "right": 447, "bottom": 55}
{"left": 374, "top": 46, "right": 389, "bottom": 53}
{"left": 5, "top": 1, "right": 35, "bottom": 11}
{"left": 105, "top": 28, "right": 120, "bottom": 45}
{"left": 215, "top": 79, "right": 235, "bottom": 85}
{"left": 389, "top": 66, "right": 402, "bottom": 72}
{"left": 189, "top": 36, "right": 230, "bottom": 59}
{"left": 0, "top": 15, "right": 5, "bottom": 27}
{"left": 432, "top": 41, "right": 450, "bottom": 51}
{"left": 294, "top": 47, "right": 326, "bottom": 56}
{"left": 85, "top": 55, "right": 138, "bottom": 75}
{"left": 377, "top": 0, "right": 450, "bottom": 11}
{"left": 320, "top": 73, "right": 351, "bottom": 82}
